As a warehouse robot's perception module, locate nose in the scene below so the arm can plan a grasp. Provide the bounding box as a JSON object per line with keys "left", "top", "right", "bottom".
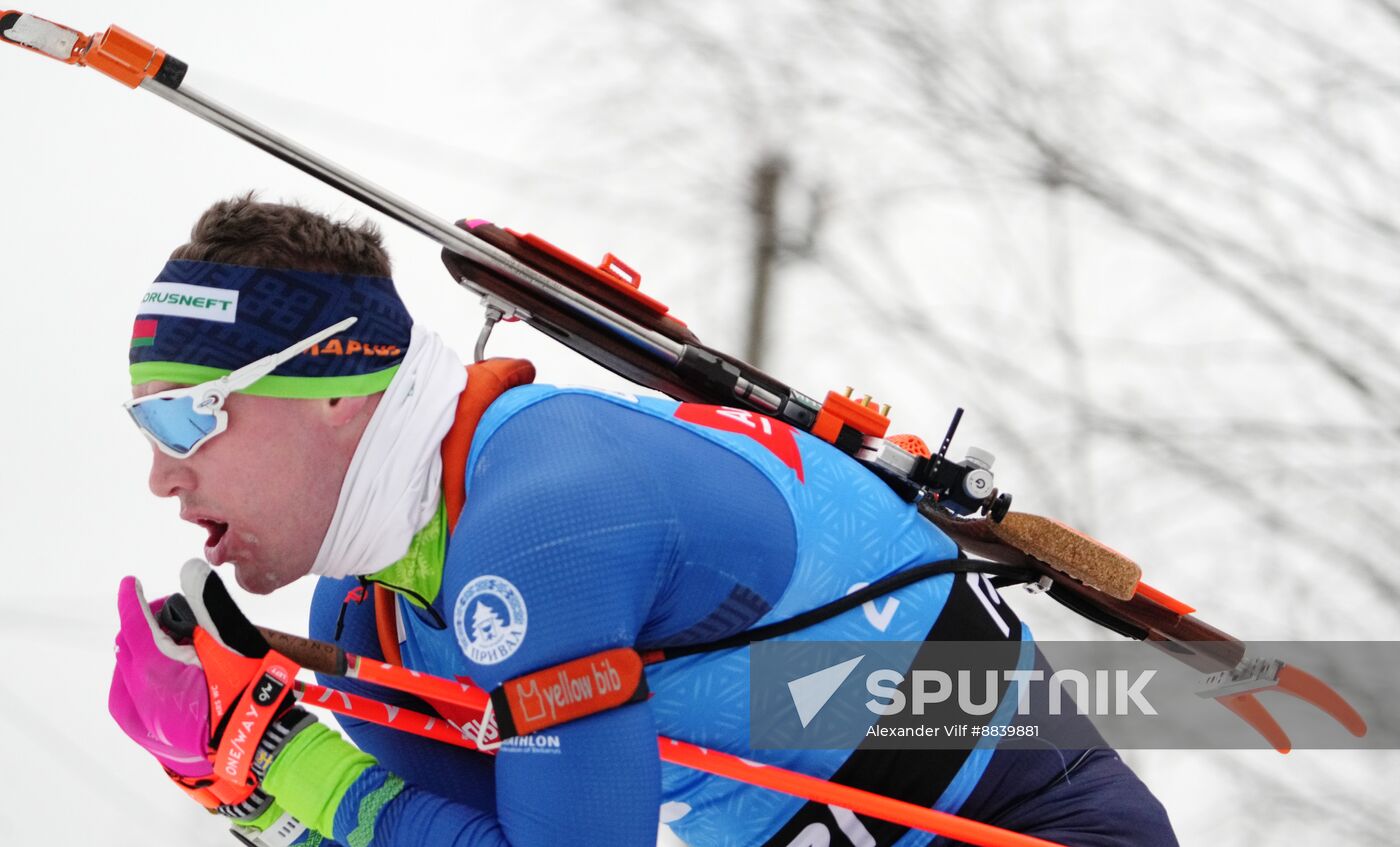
{"left": 147, "top": 445, "right": 197, "bottom": 498}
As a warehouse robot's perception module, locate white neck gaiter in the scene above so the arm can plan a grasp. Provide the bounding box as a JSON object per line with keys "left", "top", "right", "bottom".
{"left": 310, "top": 323, "right": 466, "bottom": 579}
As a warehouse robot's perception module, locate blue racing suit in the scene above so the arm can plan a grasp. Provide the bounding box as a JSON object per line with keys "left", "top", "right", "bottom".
{"left": 303, "top": 385, "right": 1177, "bottom": 846}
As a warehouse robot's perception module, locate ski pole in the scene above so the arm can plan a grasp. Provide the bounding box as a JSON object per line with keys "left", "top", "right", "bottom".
{"left": 293, "top": 679, "right": 485, "bottom": 752}
{"left": 260, "top": 628, "right": 1068, "bottom": 847}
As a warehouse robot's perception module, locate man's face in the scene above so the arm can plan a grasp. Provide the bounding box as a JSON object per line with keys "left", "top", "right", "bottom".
{"left": 134, "top": 382, "right": 378, "bottom": 594}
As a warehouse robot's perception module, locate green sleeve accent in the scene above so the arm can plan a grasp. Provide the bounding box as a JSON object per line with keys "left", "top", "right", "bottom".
{"left": 263, "top": 723, "right": 378, "bottom": 837}
{"left": 129, "top": 362, "right": 399, "bottom": 398}
{"left": 365, "top": 498, "right": 447, "bottom": 607}
{"left": 346, "top": 775, "right": 405, "bottom": 847}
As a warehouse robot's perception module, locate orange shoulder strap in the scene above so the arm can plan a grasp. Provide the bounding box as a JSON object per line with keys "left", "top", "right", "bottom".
{"left": 440, "top": 358, "right": 537, "bottom": 528}
{"left": 374, "top": 357, "right": 537, "bottom": 667}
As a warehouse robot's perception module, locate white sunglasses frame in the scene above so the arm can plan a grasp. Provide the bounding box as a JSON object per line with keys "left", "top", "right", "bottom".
{"left": 124, "top": 316, "right": 359, "bottom": 459}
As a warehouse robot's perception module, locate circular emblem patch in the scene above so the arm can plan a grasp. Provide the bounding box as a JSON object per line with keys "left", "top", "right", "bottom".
{"left": 453, "top": 575, "right": 528, "bottom": 665}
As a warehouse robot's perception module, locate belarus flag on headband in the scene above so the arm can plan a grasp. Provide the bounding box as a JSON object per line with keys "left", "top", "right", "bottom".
{"left": 131, "top": 319, "right": 158, "bottom": 348}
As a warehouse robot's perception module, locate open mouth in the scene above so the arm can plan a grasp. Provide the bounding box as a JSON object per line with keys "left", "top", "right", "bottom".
{"left": 196, "top": 519, "right": 230, "bottom": 562}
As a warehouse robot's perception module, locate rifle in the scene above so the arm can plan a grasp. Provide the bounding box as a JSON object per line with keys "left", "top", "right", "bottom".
{"left": 0, "top": 8, "right": 1365, "bottom": 762}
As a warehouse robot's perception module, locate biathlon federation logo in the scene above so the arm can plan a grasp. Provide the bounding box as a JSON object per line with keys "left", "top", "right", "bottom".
{"left": 454, "top": 575, "right": 528, "bottom": 665}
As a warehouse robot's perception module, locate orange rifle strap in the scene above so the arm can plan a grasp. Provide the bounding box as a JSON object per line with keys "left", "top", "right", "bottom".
{"left": 373, "top": 358, "right": 535, "bottom": 670}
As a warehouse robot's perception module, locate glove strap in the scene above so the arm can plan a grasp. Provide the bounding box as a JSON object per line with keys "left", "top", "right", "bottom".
{"left": 166, "top": 710, "right": 316, "bottom": 822}
{"left": 219, "top": 786, "right": 276, "bottom": 821}
{"left": 211, "top": 650, "right": 303, "bottom": 787}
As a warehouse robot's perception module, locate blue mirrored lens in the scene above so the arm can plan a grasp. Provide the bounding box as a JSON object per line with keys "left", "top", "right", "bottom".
{"left": 128, "top": 396, "right": 219, "bottom": 456}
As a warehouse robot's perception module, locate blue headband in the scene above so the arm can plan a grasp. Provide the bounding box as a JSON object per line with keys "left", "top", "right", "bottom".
{"left": 129, "top": 259, "right": 412, "bottom": 397}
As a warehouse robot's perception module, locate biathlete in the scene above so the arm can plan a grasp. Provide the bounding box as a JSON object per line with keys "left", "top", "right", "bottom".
{"left": 109, "top": 196, "right": 1178, "bottom": 846}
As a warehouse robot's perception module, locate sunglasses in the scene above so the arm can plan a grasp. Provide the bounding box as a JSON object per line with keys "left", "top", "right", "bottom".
{"left": 124, "top": 316, "right": 358, "bottom": 458}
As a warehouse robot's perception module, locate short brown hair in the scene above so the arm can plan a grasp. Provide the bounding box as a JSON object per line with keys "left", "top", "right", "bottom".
{"left": 170, "top": 193, "right": 391, "bottom": 277}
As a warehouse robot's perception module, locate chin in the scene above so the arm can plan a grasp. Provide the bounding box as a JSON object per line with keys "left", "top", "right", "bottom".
{"left": 232, "top": 560, "right": 302, "bottom": 595}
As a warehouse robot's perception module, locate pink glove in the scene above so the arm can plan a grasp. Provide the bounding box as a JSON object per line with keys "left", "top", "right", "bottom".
{"left": 108, "top": 572, "right": 213, "bottom": 778}
{"left": 108, "top": 558, "right": 310, "bottom": 820}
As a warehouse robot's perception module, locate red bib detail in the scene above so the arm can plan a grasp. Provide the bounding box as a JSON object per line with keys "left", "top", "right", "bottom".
{"left": 674, "top": 403, "right": 805, "bottom": 482}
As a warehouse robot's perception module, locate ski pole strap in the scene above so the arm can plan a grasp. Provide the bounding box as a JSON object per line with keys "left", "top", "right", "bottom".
{"left": 488, "top": 647, "right": 649, "bottom": 740}
{"left": 211, "top": 651, "right": 303, "bottom": 787}
{"left": 641, "top": 557, "right": 1037, "bottom": 664}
